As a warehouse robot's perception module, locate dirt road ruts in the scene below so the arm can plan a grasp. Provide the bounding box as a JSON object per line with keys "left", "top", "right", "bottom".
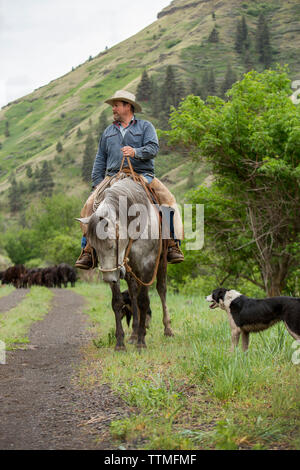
{"left": 0, "top": 289, "right": 29, "bottom": 314}
{"left": 0, "top": 288, "right": 130, "bottom": 450}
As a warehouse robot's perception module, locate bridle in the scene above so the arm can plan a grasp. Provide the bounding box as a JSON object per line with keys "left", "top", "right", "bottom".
{"left": 98, "top": 223, "right": 129, "bottom": 273}
{"left": 98, "top": 216, "right": 163, "bottom": 287}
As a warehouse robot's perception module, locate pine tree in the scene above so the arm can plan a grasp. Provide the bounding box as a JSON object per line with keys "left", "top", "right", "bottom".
{"left": 26, "top": 165, "right": 33, "bottom": 178}
{"left": 150, "top": 81, "right": 161, "bottom": 118}
{"left": 208, "top": 26, "right": 219, "bottom": 43}
{"left": 81, "top": 134, "right": 95, "bottom": 183}
{"left": 38, "top": 161, "right": 54, "bottom": 197}
{"left": 8, "top": 177, "right": 19, "bottom": 213}
{"left": 34, "top": 165, "right": 40, "bottom": 179}
{"left": 4, "top": 121, "right": 10, "bottom": 138}
{"left": 256, "top": 13, "right": 272, "bottom": 68}
{"left": 77, "top": 127, "right": 83, "bottom": 138}
{"left": 98, "top": 111, "right": 109, "bottom": 137}
{"left": 161, "top": 66, "right": 177, "bottom": 109}
{"left": 161, "top": 65, "right": 185, "bottom": 116}
{"left": 136, "top": 70, "right": 152, "bottom": 102}
{"left": 235, "top": 16, "right": 249, "bottom": 54}
{"left": 207, "top": 68, "right": 217, "bottom": 96}
{"left": 200, "top": 69, "right": 210, "bottom": 100}
{"left": 56, "top": 141, "right": 63, "bottom": 153}
{"left": 241, "top": 16, "right": 249, "bottom": 48}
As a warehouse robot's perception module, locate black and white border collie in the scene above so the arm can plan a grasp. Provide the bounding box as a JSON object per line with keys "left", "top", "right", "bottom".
{"left": 206, "top": 288, "right": 300, "bottom": 351}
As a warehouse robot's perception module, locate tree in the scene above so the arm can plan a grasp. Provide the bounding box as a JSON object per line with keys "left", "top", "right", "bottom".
{"left": 207, "top": 68, "right": 217, "bottom": 96}
{"left": 26, "top": 165, "right": 33, "bottom": 178}
{"left": 8, "top": 177, "right": 19, "bottom": 213}
{"left": 77, "top": 127, "right": 83, "bottom": 138}
{"left": 208, "top": 26, "right": 219, "bottom": 43}
{"left": 200, "top": 69, "right": 210, "bottom": 100}
{"left": 97, "top": 111, "right": 109, "bottom": 137}
{"left": 235, "top": 16, "right": 249, "bottom": 54}
{"left": 161, "top": 65, "right": 177, "bottom": 111}
{"left": 150, "top": 80, "right": 161, "bottom": 118}
{"left": 136, "top": 70, "right": 152, "bottom": 102}
{"left": 81, "top": 133, "right": 95, "bottom": 183}
{"left": 56, "top": 141, "right": 63, "bottom": 153}
{"left": 256, "top": 13, "right": 272, "bottom": 68}
{"left": 38, "top": 161, "right": 54, "bottom": 197}
{"left": 4, "top": 194, "right": 82, "bottom": 265}
{"left": 34, "top": 165, "right": 40, "bottom": 179}
{"left": 4, "top": 121, "right": 10, "bottom": 138}
{"left": 165, "top": 68, "right": 300, "bottom": 296}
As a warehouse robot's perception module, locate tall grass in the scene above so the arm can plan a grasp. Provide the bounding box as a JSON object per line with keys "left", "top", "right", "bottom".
{"left": 75, "top": 282, "right": 300, "bottom": 450}
{"left": 0, "top": 285, "right": 15, "bottom": 298}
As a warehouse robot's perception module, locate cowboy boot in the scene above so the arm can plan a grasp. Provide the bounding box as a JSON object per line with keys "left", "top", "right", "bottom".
{"left": 75, "top": 244, "right": 98, "bottom": 270}
{"left": 167, "top": 240, "right": 184, "bottom": 264}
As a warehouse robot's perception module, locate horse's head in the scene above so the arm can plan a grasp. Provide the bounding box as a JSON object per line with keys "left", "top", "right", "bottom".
{"left": 77, "top": 202, "right": 128, "bottom": 283}
{"left": 76, "top": 178, "right": 159, "bottom": 284}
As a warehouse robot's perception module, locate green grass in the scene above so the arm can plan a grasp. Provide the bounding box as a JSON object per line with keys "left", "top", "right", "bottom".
{"left": 0, "top": 286, "right": 53, "bottom": 348}
{"left": 0, "top": 285, "right": 15, "bottom": 298}
{"left": 73, "top": 282, "right": 300, "bottom": 450}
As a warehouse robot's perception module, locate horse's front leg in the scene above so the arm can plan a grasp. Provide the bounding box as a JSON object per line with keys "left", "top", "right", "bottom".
{"left": 126, "top": 274, "right": 140, "bottom": 344}
{"left": 137, "top": 286, "right": 150, "bottom": 348}
{"left": 110, "top": 281, "right": 126, "bottom": 351}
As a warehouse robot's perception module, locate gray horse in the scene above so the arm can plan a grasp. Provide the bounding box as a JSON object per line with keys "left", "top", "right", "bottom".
{"left": 78, "top": 177, "right": 173, "bottom": 350}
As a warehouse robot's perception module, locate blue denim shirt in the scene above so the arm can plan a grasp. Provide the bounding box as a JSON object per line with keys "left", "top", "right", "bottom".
{"left": 91, "top": 118, "right": 159, "bottom": 187}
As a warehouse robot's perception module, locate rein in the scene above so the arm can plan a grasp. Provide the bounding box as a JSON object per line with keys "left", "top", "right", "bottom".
{"left": 98, "top": 155, "right": 163, "bottom": 286}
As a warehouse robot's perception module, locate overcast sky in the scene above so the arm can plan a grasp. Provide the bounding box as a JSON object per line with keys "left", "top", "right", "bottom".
{"left": 0, "top": 0, "right": 170, "bottom": 108}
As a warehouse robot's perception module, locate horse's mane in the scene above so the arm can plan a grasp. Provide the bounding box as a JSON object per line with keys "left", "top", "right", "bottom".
{"left": 102, "top": 177, "right": 149, "bottom": 215}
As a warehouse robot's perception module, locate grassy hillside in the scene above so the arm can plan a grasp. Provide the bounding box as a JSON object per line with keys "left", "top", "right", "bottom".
{"left": 0, "top": 0, "right": 299, "bottom": 212}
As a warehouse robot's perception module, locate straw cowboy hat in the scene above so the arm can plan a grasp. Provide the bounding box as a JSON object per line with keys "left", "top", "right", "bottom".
{"left": 105, "top": 90, "right": 142, "bottom": 113}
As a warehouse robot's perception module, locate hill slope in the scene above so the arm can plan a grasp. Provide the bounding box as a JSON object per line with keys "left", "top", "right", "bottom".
{"left": 0, "top": 0, "right": 299, "bottom": 205}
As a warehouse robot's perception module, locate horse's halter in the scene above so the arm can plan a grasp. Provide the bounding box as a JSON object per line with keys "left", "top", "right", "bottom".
{"left": 98, "top": 223, "right": 132, "bottom": 274}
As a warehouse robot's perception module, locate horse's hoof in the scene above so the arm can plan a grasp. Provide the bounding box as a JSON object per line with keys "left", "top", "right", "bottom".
{"left": 164, "top": 328, "right": 174, "bottom": 337}
{"left": 136, "top": 343, "right": 147, "bottom": 349}
{"left": 115, "top": 345, "right": 126, "bottom": 352}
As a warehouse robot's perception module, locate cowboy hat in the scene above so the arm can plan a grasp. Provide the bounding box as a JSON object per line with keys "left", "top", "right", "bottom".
{"left": 105, "top": 90, "right": 142, "bottom": 113}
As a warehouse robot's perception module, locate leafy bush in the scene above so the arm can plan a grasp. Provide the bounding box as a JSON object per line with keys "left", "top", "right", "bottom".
{"left": 4, "top": 194, "right": 82, "bottom": 265}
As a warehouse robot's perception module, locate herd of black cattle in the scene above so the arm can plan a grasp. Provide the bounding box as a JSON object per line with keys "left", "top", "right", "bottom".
{"left": 0, "top": 263, "right": 77, "bottom": 289}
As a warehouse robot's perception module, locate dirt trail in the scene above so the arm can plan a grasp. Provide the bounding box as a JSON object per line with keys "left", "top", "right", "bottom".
{"left": 0, "top": 289, "right": 29, "bottom": 313}
{"left": 0, "top": 288, "right": 130, "bottom": 450}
